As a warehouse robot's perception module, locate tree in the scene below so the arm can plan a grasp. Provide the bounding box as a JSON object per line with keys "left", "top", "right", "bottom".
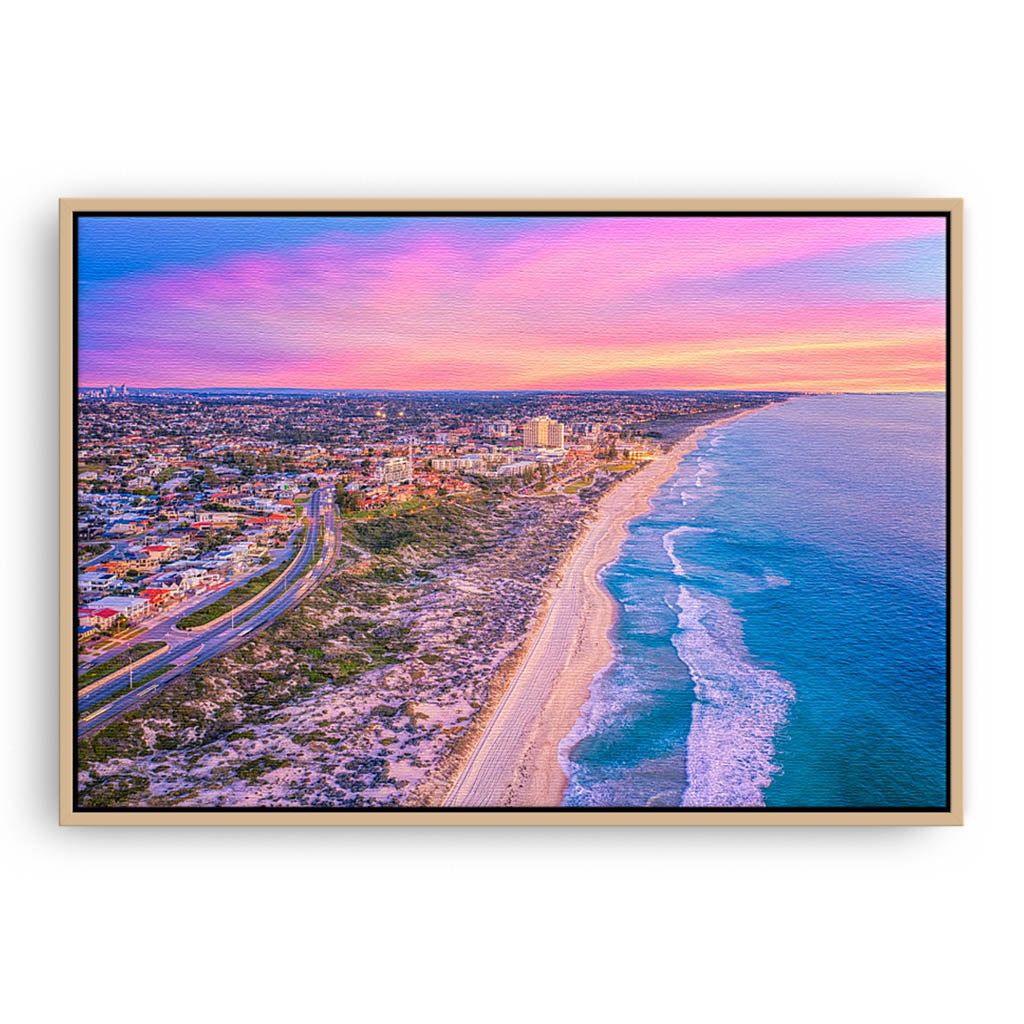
{"left": 335, "top": 485, "right": 362, "bottom": 513}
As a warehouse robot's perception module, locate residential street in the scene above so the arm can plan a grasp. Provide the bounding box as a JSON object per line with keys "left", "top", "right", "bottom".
{"left": 77, "top": 487, "right": 338, "bottom": 737}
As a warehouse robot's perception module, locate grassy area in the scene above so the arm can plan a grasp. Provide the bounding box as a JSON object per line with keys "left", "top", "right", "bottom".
{"left": 78, "top": 641, "right": 167, "bottom": 690}
{"left": 79, "top": 542, "right": 112, "bottom": 561}
{"left": 338, "top": 495, "right": 436, "bottom": 522}
{"left": 349, "top": 515, "right": 421, "bottom": 554}
{"left": 176, "top": 523, "right": 308, "bottom": 630}
{"left": 604, "top": 461, "right": 638, "bottom": 473}
{"left": 563, "top": 473, "right": 594, "bottom": 495}
{"left": 84, "top": 663, "right": 177, "bottom": 715}
{"left": 92, "top": 625, "right": 144, "bottom": 651}
{"left": 349, "top": 499, "right": 485, "bottom": 555}
{"left": 135, "top": 662, "right": 177, "bottom": 687}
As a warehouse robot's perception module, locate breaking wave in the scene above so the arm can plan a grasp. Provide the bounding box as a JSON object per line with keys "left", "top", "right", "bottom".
{"left": 664, "top": 527, "right": 794, "bottom": 807}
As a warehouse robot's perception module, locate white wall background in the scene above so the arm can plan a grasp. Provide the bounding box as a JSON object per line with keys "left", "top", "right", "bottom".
{"left": 3, "top": 2, "right": 1020, "bottom": 1021}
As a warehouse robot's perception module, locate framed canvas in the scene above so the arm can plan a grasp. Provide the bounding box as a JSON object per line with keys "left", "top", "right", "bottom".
{"left": 59, "top": 198, "right": 963, "bottom": 825}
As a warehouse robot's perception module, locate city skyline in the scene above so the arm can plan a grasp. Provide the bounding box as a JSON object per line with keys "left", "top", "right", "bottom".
{"left": 78, "top": 215, "right": 947, "bottom": 393}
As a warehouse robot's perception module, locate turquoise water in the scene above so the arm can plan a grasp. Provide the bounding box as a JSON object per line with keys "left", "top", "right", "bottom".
{"left": 560, "top": 394, "right": 947, "bottom": 808}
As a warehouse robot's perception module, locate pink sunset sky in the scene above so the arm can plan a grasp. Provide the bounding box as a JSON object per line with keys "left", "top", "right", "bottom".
{"left": 77, "top": 214, "right": 948, "bottom": 392}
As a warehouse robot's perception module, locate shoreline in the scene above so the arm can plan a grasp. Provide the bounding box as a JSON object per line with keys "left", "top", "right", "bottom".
{"left": 442, "top": 406, "right": 763, "bottom": 807}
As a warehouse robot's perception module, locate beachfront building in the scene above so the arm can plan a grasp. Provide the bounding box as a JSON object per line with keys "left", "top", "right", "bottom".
{"left": 523, "top": 416, "right": 565, "bottom": 448}
{"left": 621, "top": 443, "right": 657, "bottom": 462}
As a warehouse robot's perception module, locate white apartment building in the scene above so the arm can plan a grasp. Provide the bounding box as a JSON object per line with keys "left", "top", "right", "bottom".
{"left": 78, "top": 573, "right": 117, "bottom": 595}
{"left": 495, "top": 460, "right": 537, "bottom": 478}
{"left": 375, "top": 456, "right": 412, "bottom": 484}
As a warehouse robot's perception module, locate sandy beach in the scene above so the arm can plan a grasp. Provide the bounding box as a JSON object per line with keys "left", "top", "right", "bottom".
{"left": 443, "top": 409, "right": 759, "bottom": 807}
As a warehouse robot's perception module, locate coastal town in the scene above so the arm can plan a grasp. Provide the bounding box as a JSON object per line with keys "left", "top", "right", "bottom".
{"left": 76, "top": 388, "right": 780, "bottom": 807}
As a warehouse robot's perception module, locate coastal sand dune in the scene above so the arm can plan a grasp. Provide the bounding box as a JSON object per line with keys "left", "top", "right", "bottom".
{"left": 442, "top": 410, "right": 756, "bottom": 807}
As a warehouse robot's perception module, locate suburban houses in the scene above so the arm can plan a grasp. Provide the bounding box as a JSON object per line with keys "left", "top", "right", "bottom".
{"left": 76, "top": 388, "right": 757, "bottom": 648}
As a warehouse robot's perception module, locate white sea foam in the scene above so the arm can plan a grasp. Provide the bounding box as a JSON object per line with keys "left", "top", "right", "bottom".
{"left": 558, "top": 657, "right": 643, "bottom": 805}
{"left": 673, "top": 584, "right": 794, "bottom": 807}
{"left": 661, "top": 524, "right": 714, "bottom": 575}
{"left": 693, "top": 457, "right": 718, "bottom": 490}
{"left": 663, "top": 527, "right": 791, "bottom": 596}
{"left": 662, "top": 525, "right": 794, "bottom": 807}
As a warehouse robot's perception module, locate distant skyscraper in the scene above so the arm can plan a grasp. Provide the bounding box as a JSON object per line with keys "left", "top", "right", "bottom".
{"left": 523, "top": 416, "right": 564, "bottom": 448}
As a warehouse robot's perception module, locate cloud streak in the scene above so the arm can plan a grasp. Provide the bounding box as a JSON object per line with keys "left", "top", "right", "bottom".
{"left": 78, "top": 214, "right": 947, "bottom": 391}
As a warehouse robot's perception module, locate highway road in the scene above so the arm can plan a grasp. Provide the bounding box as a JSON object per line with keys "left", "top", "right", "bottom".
{"left": 77, "top": 518, "right": 307, "bottom": 673}
{"left": 77, "top": 486, "right": 339, "bottom": 738}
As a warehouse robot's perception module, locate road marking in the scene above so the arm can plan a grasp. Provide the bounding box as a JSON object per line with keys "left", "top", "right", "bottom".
{"left": 130, "top": 684, "right": 159, "bottom": 701}
{"left": 81, "top": 683, "right": 159, "bottom": 723}
{"left": 178, "top": 644, "right": 204, "bottom": 665}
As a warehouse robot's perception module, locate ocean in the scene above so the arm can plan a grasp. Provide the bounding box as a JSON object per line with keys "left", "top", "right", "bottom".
{"left": 559, "top": 394, "right": 948, "bottom": 809}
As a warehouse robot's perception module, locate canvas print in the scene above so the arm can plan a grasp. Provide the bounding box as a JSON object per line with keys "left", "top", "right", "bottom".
{"left": 68, "top": 208, "right": 953, "bottom": 816}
